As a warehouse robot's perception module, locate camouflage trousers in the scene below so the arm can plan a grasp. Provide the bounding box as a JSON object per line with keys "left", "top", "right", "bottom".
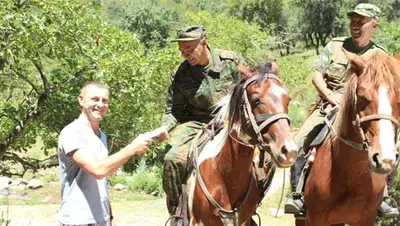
{"left": 162, "top": 121, "right": 203, "bottom": 215}
{"left": 290, "top": 107, "right": 326, "bottom": 192}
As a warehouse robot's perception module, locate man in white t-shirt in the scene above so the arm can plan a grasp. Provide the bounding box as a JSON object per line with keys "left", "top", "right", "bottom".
{"left": 57, "top": 81, "right": 167, "bottom": 226}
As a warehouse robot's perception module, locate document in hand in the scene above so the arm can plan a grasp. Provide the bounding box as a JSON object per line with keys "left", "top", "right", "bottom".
{"left": 143, "top": 127, "right": 168, "bottom": 139}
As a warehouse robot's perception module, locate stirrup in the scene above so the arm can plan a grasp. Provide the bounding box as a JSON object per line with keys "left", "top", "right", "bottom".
{"left": 164, "top": 215, "right": 183, "bottom": 226}
{"left": 252, "top": 212, "right": 261, "bottom": 226}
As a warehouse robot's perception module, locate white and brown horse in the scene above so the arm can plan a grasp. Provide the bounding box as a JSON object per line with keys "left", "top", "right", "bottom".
{"left": 188, "top": 62, "right": 298, "bottom": 226}
{"left": 296, "top": 51, "right": 400, "bottom": 226}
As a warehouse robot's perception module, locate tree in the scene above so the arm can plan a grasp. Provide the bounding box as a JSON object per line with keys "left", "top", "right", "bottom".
{"left": 294, "top": 0, "right": 345, "bottom": 54}
{"left": 227, "top": 0, "right": 284, "bottom": 31}
{"left": 0, "top": 0, "right": 180, "bottom": 175}
{"left": 185, "top": 11, "right": 270, "bottom": 64}
{"left": 101, "top": 0, "right": 182, "bottom": 50}
{"left": 0, "top": 0, "right": 101, "bottom": 161}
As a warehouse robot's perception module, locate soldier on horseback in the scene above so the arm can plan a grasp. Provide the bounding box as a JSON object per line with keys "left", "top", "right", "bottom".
{"left": 160, "top": 25, "right": 251, "bottom": 226}
{"left": 284, "top": 3, "right": 399, "bottom": 219}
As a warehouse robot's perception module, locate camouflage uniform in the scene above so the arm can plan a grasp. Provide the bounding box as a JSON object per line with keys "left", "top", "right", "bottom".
{"left": 161, "top": 43, "right": 246, "bottom": 214}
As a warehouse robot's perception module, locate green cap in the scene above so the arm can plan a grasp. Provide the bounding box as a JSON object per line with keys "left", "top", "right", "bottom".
{"left": 347, "top": 3, "right": 381, "bottom": 22}
{"left": 171, "top": 25, "right": 206, "bottom": 42}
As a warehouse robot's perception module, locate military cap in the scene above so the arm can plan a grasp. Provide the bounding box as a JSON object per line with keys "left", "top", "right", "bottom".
{"left": 347, "top": 3, "right": 381, "bottom": 22}
{"left": 171, "top": 25, "right": 206, "bottom": 42}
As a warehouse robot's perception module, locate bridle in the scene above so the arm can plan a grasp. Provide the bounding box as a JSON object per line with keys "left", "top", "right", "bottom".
{"left": 196, "top": 72, "right": 291, "bottom": 226}
{"left": 240, "top": 73, "right": 291, "bottom": 151}
{"left": 326, "top": 82, "right": 400, "bottom": 152}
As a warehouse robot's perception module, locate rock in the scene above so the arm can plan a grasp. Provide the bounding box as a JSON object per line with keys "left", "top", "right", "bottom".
{"left": 150, "top": 191, "right": 159, "bottom": 197}
{"left": 17, "top": 178, "right": 29, "bottom": 185}
{"left": 27, "top": 179, "right": 43, "bottom": 189}
{"left": 0, "top": 176, "right": 11, "bottom": 189}
{"left": 43, "top": 195, "right": 52, "bottom": 203}
{"left": 9, "top": 184, "right": 26, "bottom": 192}
{"left": 10, "top": 179, "right": 21, "bottom": 186}
{"left": 113, "top": 183, "right": 125, "bottom": 191}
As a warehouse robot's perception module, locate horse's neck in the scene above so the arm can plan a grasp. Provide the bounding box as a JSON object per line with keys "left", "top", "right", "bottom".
{"left": 330, "top": 122, "right": 370, "bottom": 177}
{"left": 217, "top": 131, "right": 255, "bottom": 195}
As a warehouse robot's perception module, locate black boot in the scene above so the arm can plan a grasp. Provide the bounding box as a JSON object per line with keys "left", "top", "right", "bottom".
{"left": 285, "top": 155, "right": 306, "bottom": 217}
{"left": 378, "top": 199, "right": 399, "bottom": 218}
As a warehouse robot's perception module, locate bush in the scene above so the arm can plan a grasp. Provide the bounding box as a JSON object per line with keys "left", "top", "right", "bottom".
{"left": 114, "top": 159, "right": 163, "bottom": 196}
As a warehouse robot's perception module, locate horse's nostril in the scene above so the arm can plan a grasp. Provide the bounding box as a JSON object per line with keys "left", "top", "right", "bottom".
{"left": 281, "top": 146, "right": 288, "bottom": 155}
{"left": 396, "top": 153, "right": 399, "bottom": 162}
{"left": 372, "top": 153, "right": 382, "bottom": 168}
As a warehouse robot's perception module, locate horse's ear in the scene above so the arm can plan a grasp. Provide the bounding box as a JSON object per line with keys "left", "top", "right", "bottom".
{"left": 342, "top": 47, "right": 364, "bottom": 76}
{"left": 271, "top": 61, "right": 279, "bottom": 75}
{"left": 395, "top": 53, "right": 400, "bottom": 61}
{"left": 236, "top": 65, "right": 253, "bottom": 79}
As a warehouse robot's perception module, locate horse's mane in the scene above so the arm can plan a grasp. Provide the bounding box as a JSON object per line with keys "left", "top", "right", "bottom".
{"left": 208, "top": 61, "right": 278, "bottom": 131}
{"left": 334, "top": 51, "right": 400, "bottom": 137}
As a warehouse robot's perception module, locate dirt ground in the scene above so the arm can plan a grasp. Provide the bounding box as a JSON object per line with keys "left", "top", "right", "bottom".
{"left": 0, "top": 168, "right": 296, "bottom": 226}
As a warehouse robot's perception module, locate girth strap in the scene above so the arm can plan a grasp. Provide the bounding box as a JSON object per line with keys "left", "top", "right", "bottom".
{"left": 196, "top": 163, "right": 254, "bottom": 226}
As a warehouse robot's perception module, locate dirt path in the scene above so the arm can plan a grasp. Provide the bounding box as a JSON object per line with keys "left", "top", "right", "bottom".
{"left": 0, "top": 168, "right": 295, "bottom": 226}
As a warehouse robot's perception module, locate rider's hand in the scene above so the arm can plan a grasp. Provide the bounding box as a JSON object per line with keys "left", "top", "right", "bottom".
{"left": 326, "top": 92, "right": 342, "bottom": 106}
{"left": 128, "top": 134, "right": 151, "bottom": 155}
{"left": 154, "top": 127, "right": 168, "bottom": 143}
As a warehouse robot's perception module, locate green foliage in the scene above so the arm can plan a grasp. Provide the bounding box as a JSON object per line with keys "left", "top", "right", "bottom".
{"left": 276, "top": 50, "right": 317, "bottom": 128}
{"left": 185, "top": 11, "right": 269, "bottom": 64}
{"left": 102, "top": 0, "right": 181, "bottom": 49}
{"left": 293, "top": 0, "right": 345, "bottom": 52}
{"left": 120, "top": 159, "right": 163, "bottom": 196}
{"left": 374, "top": 18, "right": 400, "bottom": 54}
{"left": 109, "top": 160, "right": 163, "bottom": 196}
{"left": 0, "top": 0, "right": 100, "bottom": 154}
{"left": 227, "top": 0, "right": 284, "bottom": 30}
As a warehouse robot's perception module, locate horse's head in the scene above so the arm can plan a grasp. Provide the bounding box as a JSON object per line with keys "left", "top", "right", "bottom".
{"left": 237, "top": 62, "right": 297, "bottom": 168}
{"left": 342, "top": 51, "right": 400, "bottom": 174}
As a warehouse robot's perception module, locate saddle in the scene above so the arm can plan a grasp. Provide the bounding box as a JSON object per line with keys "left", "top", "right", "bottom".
{"left": 309, "top": 106, "right": 339, "bottom": 148}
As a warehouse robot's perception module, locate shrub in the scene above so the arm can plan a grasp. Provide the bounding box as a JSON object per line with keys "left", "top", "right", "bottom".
{"left": 125, "top": 159, "right": 163, "bottom": 196}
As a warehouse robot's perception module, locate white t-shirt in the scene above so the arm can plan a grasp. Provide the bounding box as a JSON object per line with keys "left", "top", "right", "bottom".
{"left": 57, "top": 119, "right": 110, "bottom": 225}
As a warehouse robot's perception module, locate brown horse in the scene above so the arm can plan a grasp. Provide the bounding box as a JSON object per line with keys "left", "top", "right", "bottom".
{"left": 188, "top": 62, "right": 298, "bottom": 226}
{"left": 296, "top": 51, "right": 400, "bottom": 226}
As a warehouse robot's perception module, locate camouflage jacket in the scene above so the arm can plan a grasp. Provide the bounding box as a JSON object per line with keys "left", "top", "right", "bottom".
{"left": 315, "top": 37, "right": 386, "bottom": 93}
{"left": 161, "top": 45, "right": 246, "bottom": 131}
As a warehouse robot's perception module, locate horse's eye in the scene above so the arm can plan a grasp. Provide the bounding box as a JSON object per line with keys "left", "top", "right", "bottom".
{"left": 358, "top": 95, "right": 370, "bottom": 110}
{"left": 250, "top": 96, "right": 261, "bottom": 105}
